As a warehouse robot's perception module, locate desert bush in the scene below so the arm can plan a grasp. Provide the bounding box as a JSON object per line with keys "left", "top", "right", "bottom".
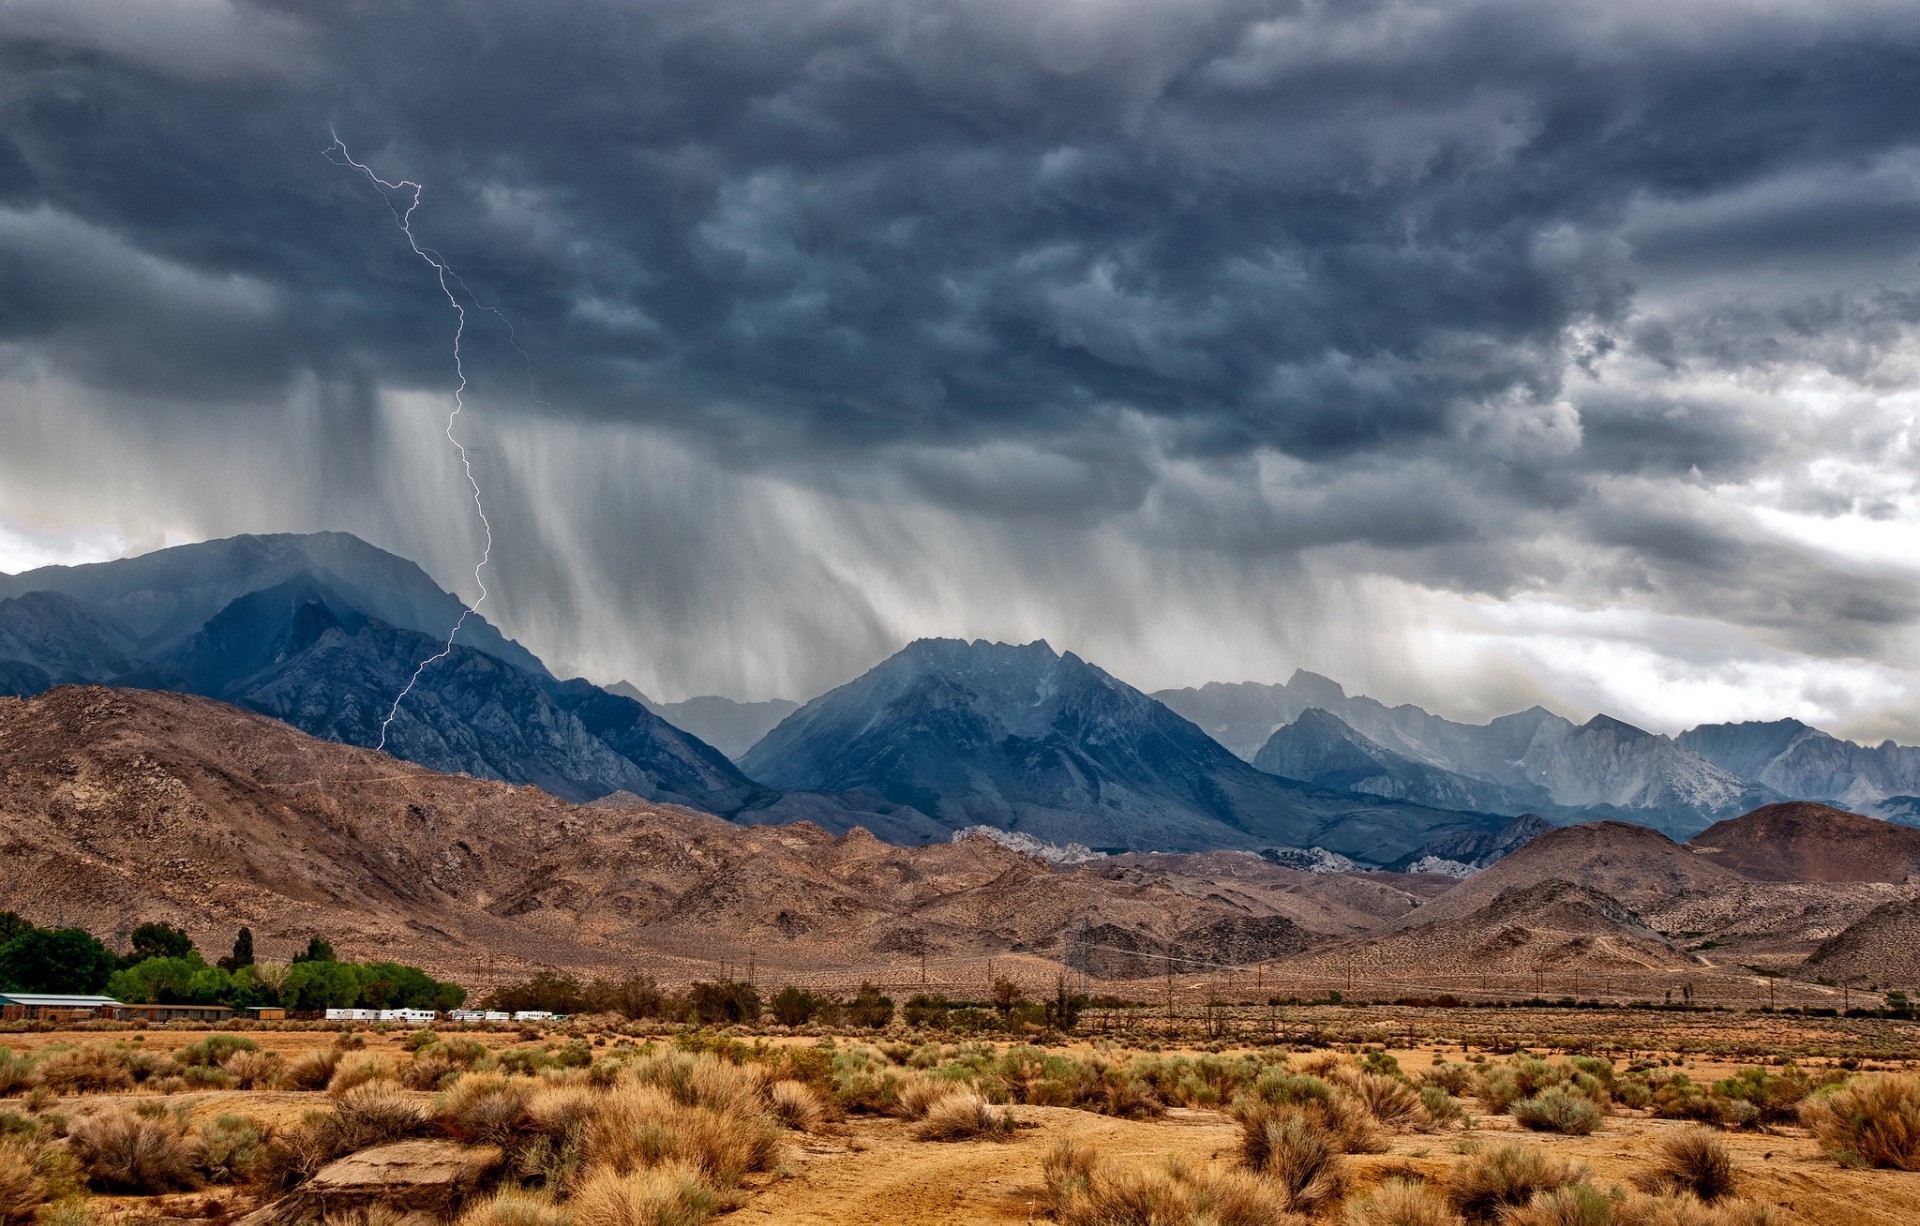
{"left": 1650, "top": 1074, "right": 1725, "bottom": 1125}
{"left": 328, "top": 1053, "right": 398, "bottom": 1096}
{"left": 767, "top": 1081, "right": 822, "bottom": 1132}
{"left": 1328, "top": 1066, "right": 1436, "bottom": 1128}
{"left": 1513, "top": 1090, "right": 1603, "bottom": 1135}
{"left": 0, "top": 1134, "right": 80, "bottom": 1226}
{"left": 1344, "top": 1177, "right": 1462, "bottom": 1226}
{"left": 916, "top": 1091, "right": 1014, "bottom": 1142}
{"left": 1449, "top": 1143, "right": 1586, "bottom": 1223}
{"left": 1642, "top": 1128, "right": 1734, "bottom": 1202}
{"left": 330, "top": 1083, "right": 431, "bottom": 1152}
{"left": 1239, "top": 1105, "right": 1343, "bottom": 1215}
{"left": 0, "top": 1053, "right": 36, "bottom": 1099}
{"left": 193, "top": 1114, "right": 269, "bottom": 1184}
{"left": 1504, "top": 1183, "right": 1615, "bottom": 1226}
{"left": 37, "top": 1048, "right": 134, "bottom": 1095}
{"left": 404, "top": 1049, "right": 460, "bottom": 1091}
{"left": 67, "top": 1106, "right": 195, "bottom": 1193}
{"left": 1420, "top": 1085, "right": 1465, "bottom": 1128}
{"left": 1042, "top": 1137, "right": 1098, "bottom": 1210}
{"left": 440, "top": 1074, "right": 536, "bottom": 1147}
{"left": 585, "top": 1082, "right": 781, "bottom": 1188}
{"left": 1800, "top": 1073, "right": 1920, "bottom": 1170}
{"left": 571, "top": 1161, "right": 718, "bottom": 1226}
{"left": 1052, "top": 1153, "right": 1299, "bottom": 1226}
{"left": 1612, "top": 1192, "right": 1775, "bottom": 1226}
{"left": 221, "top": 1049, "right": 282, "bottom": 1090}
{"left": 1420, "top": 1062, "right": 1476, "bottom": 1097}
{"left": 175, "top": 1035, "right": 257, "bottom": 1068}
{"left": 281, "top": 1049, "right": 344, "bottom": 1091}
{"left": 1711, "top": 1067, "right": 1820, "bottom": 1128}
{"left": 456, "top": 1186, "right": 575, "bottom": 1226}
{"left": 182, "top": 1064, "right": 236, "bottom": 1090}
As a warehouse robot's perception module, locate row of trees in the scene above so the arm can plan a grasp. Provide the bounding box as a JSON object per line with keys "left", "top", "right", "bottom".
{"left": 0, "top": 912, "right": 462, "bottom": 1012}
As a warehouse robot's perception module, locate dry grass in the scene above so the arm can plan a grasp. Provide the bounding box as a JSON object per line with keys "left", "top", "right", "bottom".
{"left": 1449, "top": 1142, "right": 1587, "bottom": 1223}
{"left": 1238, "top": 1104, "right": 1343, "bottom": 1215}
{"left": 222, "top": 1049, "right": 282, "bottom": 1090}
{"left": 1801, "top": 1072, "right": 1920, "bottom": 1170}
{"left": 37, "top": 1048, "right": 134, "bottom": 1095}
{"left": 0, "top": 1053, "right": 36, "bottom": 1099}
{"left": 1642, "top": 1128, "right": 1735, "bottom": 1203}
{"left": 328, "top": 1053, "right": 398, "bottom": 1097}
{"left": 1052, "top": 1151, "right": 1302, "bottom": 1226}
{"left": 440, "top": 1073, "right": 537, "bottom": 1146}
{"left": 1344, "top": 1177, "right": 1463, "bottom": 1226}
{"left": 1330, "top": 1067, "right": 1427, "bottom": 1129}
{"left": 455, "top": 1186, "right": 575, "bottom": 1226}
{"left": 571, "top": 1162, "right": 719, "bottom": 1226}
{"left": 894, "top": 1073, "right": 948, "bottom": 1121}
{"left": 280, "top": 1048, "right": 344, "bottom": 1091}
{"left": 915, "top": 1091, "right": 1014, "bottom": 1142}
{"left": 584, "top": 1081, "right": 781, "bottom": 1188}
{"left": 0, "top": 1137, "right": 52, "bottom": 1226}
{"left": 67, "top": 1107, "right": 194, "bottom": 1193}
{"left": 766, "top": 1081, "right": 823, "bottom": 1133}
{"left": 1503, "top": 1183, "right": 1615, "bottom": 1226}
{"left": 1614, "top": 1193, "right": 1776, "bottom": 1226}
{"left": 330, "top": 1082, "right": 431, "bottom": 1152}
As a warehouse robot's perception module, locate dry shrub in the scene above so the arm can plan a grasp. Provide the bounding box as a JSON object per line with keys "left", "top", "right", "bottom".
{"left": 1642, "top": 1128, "right": 1734, "bottom": 1202}
{"left": 1054, "top": 1155, "right": 1300, "bottom": 1226}
{"left": 281, "top": 1049, "right": 344, "bottom": 1091}
{"left": 0, "top": 1135, "right": 71, "bottom": 1226}
{"left": 1420, "top": 1085, "right": 1466, "bottom": 1128}
{"left": 1614, "top": 1193, "right": 1775, "bottom": 1226}
{"left": 767, "top": 1081, "right": 823, "bottom": 1133}
{"left": 893, "top": 1073, "right": 947, "bottom": 1121}
{"left": 1042, "top": 1137, "right": 1097, "bottom": 1210}
{"left": 38, "top": 1048, "right": 134, "bottom": 1095}
{"left": 1503, "top": 1183, "right": 1614, "bottom": 1226}
{"left": 1420, "top": 1062, "right": 1476, "bottom": 1097}
{"left": 328, "top": 1053, "right": 398, "bottom": 1097}
{"left": 916, "top": 1091, "right": 1013, "bottom": 1142}
{"left": 529, "top": 1083, "right": 601, "bottom": 1142}
{"left": 322, "top": 1207, "right": 405, "bottom": 1226}
{"left": 441, "top": 1074, "right": 537, "bottom": 1146}
{"left": 404, "top": 1050, "right": 460, "bottom": 1091}
{"left": 455, "top": 1186, "right": 575, "bottom": 1226}
{"left": 627, "top": 1052, "right": 763, "bottom": 1119}
{"left": 1800, "top": 1073, "right": 1920, "bottom": 1170}
{"left": 1330, "top": 1067, "right": 1426, "bottom": 1129}
{"left": 1240, "top": 1105, "right": 1343, "bottom": 1215}
{"left": 67, "top": 1106, "right": 195, "bottom": 1193}
{"left": 571, "top": 1162, "right": 718, "bottom": 1226}
{"left": 0, "top": 1052, "right": 36, "bottom": 1099}
{"left": 331, "top": 1083, "right": 430, "bottom": 1152}
{"left": 1344, "top": 1177, "right": 1463, "bottom": 1226}
{"left": 192, "top": 1114, "right": 270, "bottom": 1184}
{"left": 1513, "top": 1090, "right": 1603, "bottom": 1136}
{"left": 585, "top": 1083, "right": 780, "bottom": 1189}
{"left": 1449, "top": 1143, "right": 1586, "bottom": 1223}
{"left": 223, "top": 1050, "right": 283, "bottom": 1090}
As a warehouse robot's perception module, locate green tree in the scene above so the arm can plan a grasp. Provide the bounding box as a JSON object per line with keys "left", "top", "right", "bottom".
{"left": 292, "top": 936, "right": 335, "bottom": 964}
{"left": 0, "top": 927, "right": 118, "bottom": 993}
{"left": 217, "top": 927, "right": 254, "bottom": 972}
{"left": 0, "top": 913, "right": 31, "bottom": 946}
{"left": 126, "top": 921, "right": 195, "bottom": 965}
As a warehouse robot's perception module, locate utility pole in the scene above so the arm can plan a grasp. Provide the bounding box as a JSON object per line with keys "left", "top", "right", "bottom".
{"left": 920, "top": 952, "right": 927, "bottom": 988}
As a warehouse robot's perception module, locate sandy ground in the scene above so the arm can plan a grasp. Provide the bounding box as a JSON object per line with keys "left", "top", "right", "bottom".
{"left": 17, "top": 1022, "right": 1920, "bottom": 1225}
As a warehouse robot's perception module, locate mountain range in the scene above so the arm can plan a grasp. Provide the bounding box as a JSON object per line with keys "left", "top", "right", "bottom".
{"left": 4, "top": 531, "right": 1920, "bottom": 860}
{"left": 1155, "top": 673, "right": 1919, "bottom": 835}
{"left": 4, "top": 685, "right": 1913, "bottom": 1000}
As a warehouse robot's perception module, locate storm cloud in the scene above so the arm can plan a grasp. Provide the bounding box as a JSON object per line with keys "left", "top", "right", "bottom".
{"left": 3, "top": 0, "right": 1920, "bottom": 736}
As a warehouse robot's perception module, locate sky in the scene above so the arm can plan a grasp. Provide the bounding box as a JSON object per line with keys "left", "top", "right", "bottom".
{"left": 3, "top": 0, "right": 1920, "bottom": 739}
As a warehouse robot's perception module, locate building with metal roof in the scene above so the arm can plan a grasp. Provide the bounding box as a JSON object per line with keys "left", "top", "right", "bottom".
{"left": 0, "top": 993, "right": 123, "bottom": 1021}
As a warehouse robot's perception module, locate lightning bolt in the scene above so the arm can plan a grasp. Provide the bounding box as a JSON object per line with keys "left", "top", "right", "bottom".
{"left": 326, "top": 129, "right": 494, "bottom": 751}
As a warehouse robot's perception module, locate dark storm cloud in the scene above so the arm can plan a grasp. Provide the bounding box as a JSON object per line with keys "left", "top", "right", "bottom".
{"left": 5, "top": 0, "right": 1920, "bottom": 695}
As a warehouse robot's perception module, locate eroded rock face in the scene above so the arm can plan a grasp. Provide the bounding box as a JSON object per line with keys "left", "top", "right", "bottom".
{"left": 238, "top": 1140, "right": 502, "bottom": 1226}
